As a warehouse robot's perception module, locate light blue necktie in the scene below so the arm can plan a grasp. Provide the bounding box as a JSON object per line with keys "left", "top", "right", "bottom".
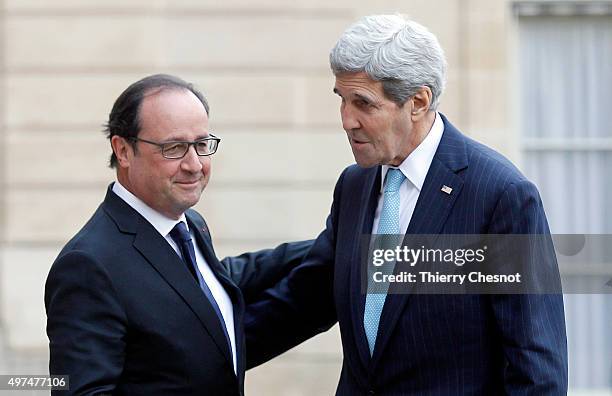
{"left": 364, "top": 168, "right": 405, "bottom": 356}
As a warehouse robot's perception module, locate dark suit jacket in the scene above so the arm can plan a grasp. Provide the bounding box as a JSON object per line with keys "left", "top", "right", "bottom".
{"left": 45, "top": 185, "right": 311, "bottom": 396}
{"left": 245, "top": 114, "right": 568, "bottom": 395}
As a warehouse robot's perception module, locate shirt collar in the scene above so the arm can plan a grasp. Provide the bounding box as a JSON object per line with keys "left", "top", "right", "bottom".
{"left": 380, "top": 111, "right": 444, "bottom": 193}
{"left": 112, "top": 181, "right": 188, "bottom": 236}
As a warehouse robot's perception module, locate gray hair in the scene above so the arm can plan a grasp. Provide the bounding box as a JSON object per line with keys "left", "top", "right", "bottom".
{"left": 330, "top": 14, "right": 447, "bottom": 110}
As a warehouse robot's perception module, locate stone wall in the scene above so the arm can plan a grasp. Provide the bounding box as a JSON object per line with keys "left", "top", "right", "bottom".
{"left": 0, "top": 1, "right": 515, "bottom": 394}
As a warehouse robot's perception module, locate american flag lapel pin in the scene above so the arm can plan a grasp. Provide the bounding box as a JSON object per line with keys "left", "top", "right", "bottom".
{"left": 441, "top": 185, "right": 453, "bottom": 195}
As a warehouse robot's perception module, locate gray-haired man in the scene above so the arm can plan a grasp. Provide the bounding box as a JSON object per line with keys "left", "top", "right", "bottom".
{"left": 246, "top": 14, "right": 568, "bottom": 395}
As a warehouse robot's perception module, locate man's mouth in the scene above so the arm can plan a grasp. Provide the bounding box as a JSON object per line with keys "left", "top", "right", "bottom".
{"left": 350, "top": 137, "right": 369, "bottom": 146}
{"left": 176, "top": 179, "right": 201, "bottom": 187}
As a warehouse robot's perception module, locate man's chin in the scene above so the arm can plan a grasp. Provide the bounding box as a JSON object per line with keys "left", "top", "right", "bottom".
{"left": 183, "top": 193, "right": 203, "bottom": 208}
{"left": 171, "top": 190, "right": 204, "bottom": 211}
{"left": 353, "top": 156, "right": 380, "bottom": 169}
{"left": 351, "top": 146, "right": 381, "bottom": 168}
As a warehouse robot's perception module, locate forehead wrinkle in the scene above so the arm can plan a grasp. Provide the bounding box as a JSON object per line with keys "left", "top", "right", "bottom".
{"left": 335, "top": 74, "right": 384, "bottom": 102}
{"left": 335, "top": 83, "right": 377, "bottom": 99}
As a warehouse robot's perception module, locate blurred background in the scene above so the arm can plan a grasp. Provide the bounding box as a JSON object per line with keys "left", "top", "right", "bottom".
{"left": 0, "top": 0, "right": 610, "bottom": 394}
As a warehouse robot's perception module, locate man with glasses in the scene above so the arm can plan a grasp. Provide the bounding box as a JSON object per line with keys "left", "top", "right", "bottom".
{"left": 45, "top": 74, "right": 312, "bottom": 395}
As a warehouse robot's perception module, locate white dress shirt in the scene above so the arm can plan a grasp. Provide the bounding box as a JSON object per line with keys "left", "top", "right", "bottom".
{"left": 372, "top": 112, "right": 444, "bottom": 235}
{"left": 112, "top": 182, "right": 237, "bottom": 374}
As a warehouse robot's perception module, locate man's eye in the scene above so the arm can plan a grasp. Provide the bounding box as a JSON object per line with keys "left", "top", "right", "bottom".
{"left": 164, "top": 143, "right": 185, "bottom": 155}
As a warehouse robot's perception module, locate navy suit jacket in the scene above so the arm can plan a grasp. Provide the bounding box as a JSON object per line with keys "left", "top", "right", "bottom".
{"left": 45, "top": 185, "right": 311, "bottom": 396}
{"left": 246, "top": 114, "right": 568, "bottom": 395}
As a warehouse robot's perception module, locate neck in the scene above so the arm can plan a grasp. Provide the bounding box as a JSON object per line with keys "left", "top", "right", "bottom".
{"left": 412, "top": 111, "right": 436, "bottom": 148}
{"left": 115, "top": 173, "right": 183, "bottom": 221}
{"left": 390, "top": 111, "right": 436, "bottom": 166}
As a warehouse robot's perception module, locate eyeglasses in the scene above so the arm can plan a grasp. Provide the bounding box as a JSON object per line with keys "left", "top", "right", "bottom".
{"left": 129, "top": 134, "right": 221, "bottom": 159}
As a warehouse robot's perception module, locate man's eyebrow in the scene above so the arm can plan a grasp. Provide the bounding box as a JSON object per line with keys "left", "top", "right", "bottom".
{"left": 354, "top": 93, "right": 374, "bottom": 103}
{"left": 332, "top": 88, "right": 374, "bottom": 103}
{"left": 160, "top": 133, "right": 210, "bottom": 143}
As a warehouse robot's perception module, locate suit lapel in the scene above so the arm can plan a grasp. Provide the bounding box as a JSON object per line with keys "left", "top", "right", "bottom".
{"left": 131, "top": 218, "right": 235, "bottom": 369}
{"left": 187, "top": 212, "right": 246, "bottom": 379}
{"left": 368, "top": 115, "right": 469, "bottom": 368}
{"left": 103, "top": 190, "right": 235, "bottom": 373}
{"left": 187, "top": 212, "right": 240, "bottom": 298}
{"left": 103, "top": 186, "right": 238, "bottom": 376}
{"left": 345, "top": 166, "right": 380, "bottom": 370}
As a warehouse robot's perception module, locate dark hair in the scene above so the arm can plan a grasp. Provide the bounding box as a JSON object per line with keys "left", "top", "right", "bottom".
{"left": 103, "top": 74, "right": 210, "bottom": 168}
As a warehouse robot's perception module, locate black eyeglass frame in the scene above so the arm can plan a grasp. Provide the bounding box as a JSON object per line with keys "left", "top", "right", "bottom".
{"left": 128, "top": 134, "right": 221, "bottom": 159}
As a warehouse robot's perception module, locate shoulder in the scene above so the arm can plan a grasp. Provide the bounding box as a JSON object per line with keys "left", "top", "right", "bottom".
{"left": 50, "top": 203, "right": 131, "bottom": 281}
{"left": 439, "top": 116, "right": 543, "bottom": 212}
{"left": 60, "top": 205, "right": 116, "bottom": 256}
{"left": 336, "top": 163, "right": 376, "bottom": 189}
{"left": 438, "top": 114, "right": 529, "bottom": 190}
{"left": 442, "top": 128, "right": 533, "bottom": 202}
{"left": 464, "top": 135, "right": 527, "bottom": 186}
{"left": 461, "top": 136, "right": 543, "bottom": 206}
{"left": 46, "top": 228, "right": 123, "bottom": 312}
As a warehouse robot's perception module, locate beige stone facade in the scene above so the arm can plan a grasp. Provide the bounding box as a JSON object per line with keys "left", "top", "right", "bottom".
{"left": 2, "top": 1, "right": 594, "bottom": 394}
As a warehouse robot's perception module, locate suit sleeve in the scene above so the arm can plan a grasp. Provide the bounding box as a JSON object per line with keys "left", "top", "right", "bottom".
{"left": 241, "top": 171, "right": 346, "bottom": 368}
{"left": 221, "top": 240, "right": 315, "bottom": 302}
{"left": 243, "top": 217, "right": 338, "bottom": 368}
{"left": 487, "top": 180, "right": 568, "bottom": 395}
{"left": 45, "top": 251, "right": 127, "bottom": 396}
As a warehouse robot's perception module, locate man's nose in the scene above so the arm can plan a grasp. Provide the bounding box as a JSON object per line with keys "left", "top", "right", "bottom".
{"left": 341, "top": 105, "right": 360, "bottom": 131}
{"left": 180, "top": 145, "right": 203, "bottom": 172}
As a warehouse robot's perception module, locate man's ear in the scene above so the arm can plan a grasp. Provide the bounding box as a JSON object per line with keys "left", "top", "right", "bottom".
{"left": 410, "top": 86, "right": 432, "bottom": 120}
{"left": 111, "top": 136, "right": 133, "bottom": 168}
